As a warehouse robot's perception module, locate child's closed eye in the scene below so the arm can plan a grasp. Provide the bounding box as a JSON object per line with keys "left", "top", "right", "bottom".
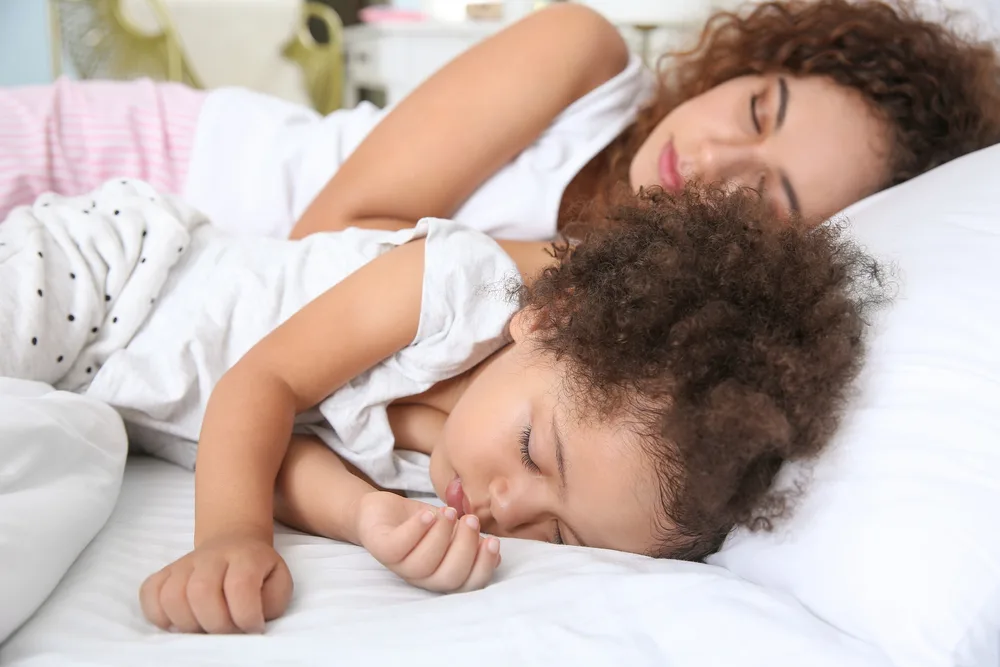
{"left": 518, "top": 424, "right": 565, "bottom": 545}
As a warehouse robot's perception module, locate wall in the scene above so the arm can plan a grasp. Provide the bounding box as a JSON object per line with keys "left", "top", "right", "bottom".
{"left": 0, "top": 0, "right": 54, "bottom": 86}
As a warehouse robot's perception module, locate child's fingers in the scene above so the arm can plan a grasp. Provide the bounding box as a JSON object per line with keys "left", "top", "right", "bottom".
{"left": 186, "top": 560, "right": 238, "bottom": 634}
{"left": 139, "top": 568, "right": 173, "bottom": 630}
{"left": 158, "top": 567, "right": 203, "bottom": 633}
{"left": 372, "top": 507, "right": 442, "bottom": 565}
{"left": 261, "top": 557, "right": 294, "bottom": 623}
{"left": 391, "top": 509, "right": 459, "bottom": 581}
{"left": 416, "top": 514, "right": 484, "bottom": 592}
{"left": 457, "top": 536, "right": 501, "bottom": 593}
{"left": 222, "top": 557, "right": 268, "bottom": 634}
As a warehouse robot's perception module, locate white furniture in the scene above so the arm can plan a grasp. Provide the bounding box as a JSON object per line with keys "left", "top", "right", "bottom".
{"left": 343, "top": 20, "right": 498, "bottom": 108}
{"left": 343, "top": 17, "right": 698, "bottom": 109}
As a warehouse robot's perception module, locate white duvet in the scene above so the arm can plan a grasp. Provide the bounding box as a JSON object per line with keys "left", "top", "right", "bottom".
{"left": 0, "top": 379, "right": 890, "bottom": 667}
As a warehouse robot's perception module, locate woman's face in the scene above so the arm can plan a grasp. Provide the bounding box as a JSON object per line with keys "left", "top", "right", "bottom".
{"left": 630, "top": 74, "right": 890, "bottom": 221}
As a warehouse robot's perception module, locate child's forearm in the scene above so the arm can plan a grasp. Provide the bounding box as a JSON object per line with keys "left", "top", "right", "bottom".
{"left": 193, "top": 367, "right": 300, "bottom": 546}
{"left": 273, "top": 435, "right": 378, "bottom": 545}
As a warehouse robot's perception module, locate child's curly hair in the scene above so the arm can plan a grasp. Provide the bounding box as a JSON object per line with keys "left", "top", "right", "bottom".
{"left": 521, "top": 187, "right": 887, "bottom": 560}
{"left": 596, "top": 0, "right": 1000, "bottom": 202}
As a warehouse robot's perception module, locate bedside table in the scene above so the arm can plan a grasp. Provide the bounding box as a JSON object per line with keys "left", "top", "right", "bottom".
{"left": 342, "top": 21, "right": 500, "bottom": 108}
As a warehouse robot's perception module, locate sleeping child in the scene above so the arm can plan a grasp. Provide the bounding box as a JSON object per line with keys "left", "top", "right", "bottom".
{"left": 0, "top": 179, "right": 883, "bottom": 634}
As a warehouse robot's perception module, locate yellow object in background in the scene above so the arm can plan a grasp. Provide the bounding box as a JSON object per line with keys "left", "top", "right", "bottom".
{"left": 282, "top": 2, "right": 346, "bottom": 114}
{"left": 49, "top": 0, "right": 202, "bottom": 86}
{"left": 49, "top": 0, "right": 346, "bottom": 113}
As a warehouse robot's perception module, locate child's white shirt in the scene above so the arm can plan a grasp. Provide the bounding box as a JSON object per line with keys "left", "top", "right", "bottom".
{"left": 1, "top": 179, "right": 520, "bottom": 494}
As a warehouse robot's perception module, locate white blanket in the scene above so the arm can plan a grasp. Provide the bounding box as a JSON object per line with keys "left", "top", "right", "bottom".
{"left": 2, "top": 455, "right": 891, "bottom": 666}
{"left": 0, "top": 378, "right": 127, "bottom": 642}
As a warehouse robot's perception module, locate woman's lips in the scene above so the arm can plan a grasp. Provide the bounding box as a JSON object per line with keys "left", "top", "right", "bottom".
{"left": 658, "top": 139, "right": 684, "bottom": 193}
{"left": 445, "top": 475, "right": 469, "bottom": 518}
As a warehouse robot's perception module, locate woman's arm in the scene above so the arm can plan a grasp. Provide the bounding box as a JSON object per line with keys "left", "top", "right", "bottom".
{"left": 290, "top": 4, "right": 629, "bottom": 238}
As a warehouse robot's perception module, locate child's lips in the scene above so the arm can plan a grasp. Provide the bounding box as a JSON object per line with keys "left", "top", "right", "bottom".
{"left": 445, "top": 475, "right": 468, "bottom": 518}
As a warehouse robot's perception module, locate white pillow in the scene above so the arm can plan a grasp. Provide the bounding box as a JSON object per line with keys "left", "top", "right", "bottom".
{"left": 0, "top": 378, "right": 128, "bottom": 642}
{"left": 712, "top": 144, "right": 1000, "bottom": 667}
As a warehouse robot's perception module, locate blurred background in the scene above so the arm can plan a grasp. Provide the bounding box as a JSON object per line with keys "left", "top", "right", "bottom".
{"left": 0, "top": 0, "right": 736, "bottom": 113}
{"left": 2, "top": 0, "right": 999, "bottom": 115}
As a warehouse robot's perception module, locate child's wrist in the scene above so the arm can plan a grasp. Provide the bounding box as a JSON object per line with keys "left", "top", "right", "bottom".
{"left": 195, "top": 518, "right": 274, "bottom": 548}
{"left": 344, "top": 487, "right": 379, "bottom": 546}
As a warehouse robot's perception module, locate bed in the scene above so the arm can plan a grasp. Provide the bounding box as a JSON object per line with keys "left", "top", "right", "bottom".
{"left": 3, "top": 144, "right": 1000, "bottom": 667}
{"left": 2, "top": 454, "right": 885, "bottom": 666}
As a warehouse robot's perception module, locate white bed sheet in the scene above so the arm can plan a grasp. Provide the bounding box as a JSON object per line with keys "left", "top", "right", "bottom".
{"left": 1, "top": 457, "right": 891, "bottom": 667}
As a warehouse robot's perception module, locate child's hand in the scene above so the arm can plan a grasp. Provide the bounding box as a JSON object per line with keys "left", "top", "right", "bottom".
{"left": 355, "top": 491, "right": 501, "bottom": 593}
{"left": 139, "top": 535, "right": 293, "bottom": 634}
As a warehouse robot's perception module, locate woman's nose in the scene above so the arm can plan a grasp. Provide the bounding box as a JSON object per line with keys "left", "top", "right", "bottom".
{"left": 689, "top": 138, "right": 762, "bottom": 186}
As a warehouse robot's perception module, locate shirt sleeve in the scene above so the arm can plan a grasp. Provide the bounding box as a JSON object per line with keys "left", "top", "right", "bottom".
{"left": 395, "top": 218, "right": 522, "bottom": 384}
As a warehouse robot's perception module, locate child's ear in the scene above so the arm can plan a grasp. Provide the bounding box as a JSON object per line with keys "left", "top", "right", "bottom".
{"left": 509, "top": 307, "right": 544, "bottom": 343}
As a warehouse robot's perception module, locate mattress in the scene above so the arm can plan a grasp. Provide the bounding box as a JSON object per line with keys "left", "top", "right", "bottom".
{"left": 1, "top": 455, "right": 892, "bottom": 667}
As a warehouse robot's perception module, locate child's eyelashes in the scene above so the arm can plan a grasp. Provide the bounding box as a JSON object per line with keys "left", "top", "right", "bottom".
{"left": 518, "top": 424, "right": 565, "bottom": 546}
{"left": 519, "top": 424, "right": 538, "bottom": 473}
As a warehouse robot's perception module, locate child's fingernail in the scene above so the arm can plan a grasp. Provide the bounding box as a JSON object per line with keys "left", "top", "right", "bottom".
{"left": 421, "top": 511, "right": 436, "bottom": 525}
{"left": 444, "top": 507, "right": 457, "bottom": 521}
{"left": 464, "top": 515, "right": 480, "bottom": 530}
{"left": 487, "top": 537, "right": 500, "bottom": 554}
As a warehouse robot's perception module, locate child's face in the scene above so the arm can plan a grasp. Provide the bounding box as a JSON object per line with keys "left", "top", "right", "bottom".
{"left": 428, "top": 310, "right": 661, "bottom": 555}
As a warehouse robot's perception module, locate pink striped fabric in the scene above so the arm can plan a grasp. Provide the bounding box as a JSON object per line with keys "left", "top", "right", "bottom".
{"left": 0, "top": 77, "right": 206, "bottom": 221}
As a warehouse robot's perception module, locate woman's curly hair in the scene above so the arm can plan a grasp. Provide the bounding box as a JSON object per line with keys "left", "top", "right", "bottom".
{"left": 521, "top": 187, "right": 888, "bottom": 560}
{"left": 598, "top": 0, "right": 1000, "bottom": 198}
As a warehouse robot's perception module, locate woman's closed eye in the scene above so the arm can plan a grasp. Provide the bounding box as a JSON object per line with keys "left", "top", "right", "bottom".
{"left": 750, "top": 92, "right": 763, "bottom": 133}
{"left": 517, "top": 424, "right": 565, "bottom": 545}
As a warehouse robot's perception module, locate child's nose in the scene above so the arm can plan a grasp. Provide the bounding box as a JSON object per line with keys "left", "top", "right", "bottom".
{"left": 486, "top": 476, "right": 550, "bottom": 540}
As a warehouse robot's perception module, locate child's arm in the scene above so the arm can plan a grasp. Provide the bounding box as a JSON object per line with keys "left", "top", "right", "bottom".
{"left": 138, "top": 238, "right": 556, "bottom": 634}
{"left": 139, "top": 240, "right": 427, "bottom": 635}
{"left": 273, "top": 434, "right": 498, "bottom": 596}
{"left": 289, "top": 3, "right": 628, "bottom": 238}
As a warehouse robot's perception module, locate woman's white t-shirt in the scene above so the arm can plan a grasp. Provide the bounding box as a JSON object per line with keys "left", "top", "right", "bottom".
{"left": 184, "top": 54, "right": 654, "bottom": 241}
